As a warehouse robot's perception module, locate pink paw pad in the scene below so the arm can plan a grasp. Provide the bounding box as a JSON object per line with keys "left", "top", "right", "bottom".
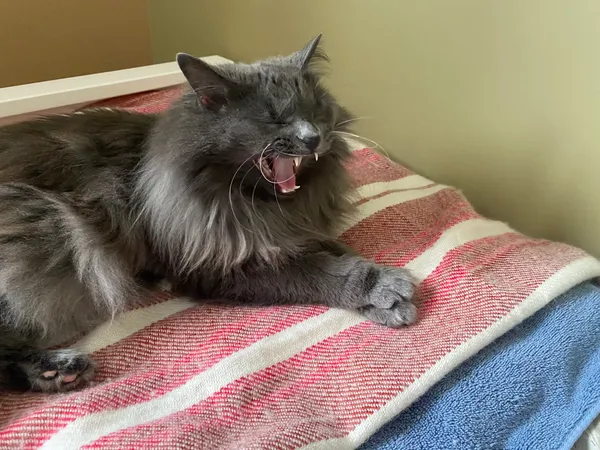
{"left": 62, "top": 373, "right": 78, "bottom": 383}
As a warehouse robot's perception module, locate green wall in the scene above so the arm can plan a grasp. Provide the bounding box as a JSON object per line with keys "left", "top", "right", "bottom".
{"left": 148, "top": 0, "right": 600, "bottom": 256}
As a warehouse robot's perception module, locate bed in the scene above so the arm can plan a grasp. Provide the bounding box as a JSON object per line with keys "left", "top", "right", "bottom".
{"left": 0, "top": 58, "right": 599, "bottom": 450}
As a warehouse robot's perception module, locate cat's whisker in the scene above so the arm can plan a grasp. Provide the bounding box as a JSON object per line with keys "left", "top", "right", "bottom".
{"left": 251, "top": 179, "right": 268, "bottom": 226}
{"left": 238, "top": 166, "right": 255, "bottom": 198}
{"left": 274, "top": 183, "right": 285, "bottom": 216}
{"left": 257, "top": 146, "right": 274, "bottom": 184}
{"left": 276, "top": 151, "right": 297, "bottom": 157}
{"left": 128, "top": 205, "right": 147, "bottom": 236}
{"left": 229, "top": 153, "right": 261, "bottom": 233}
{"left": 335, "top": 116, "right": 373, "bottom": 128}
{"left": 332, "top": 131, "right": 393, "bottom": 162}
{"left": 239, "top": 166, "right": 261, "bottom": 226}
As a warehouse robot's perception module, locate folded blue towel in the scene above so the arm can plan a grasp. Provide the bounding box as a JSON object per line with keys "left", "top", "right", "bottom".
{"left": 361, "top": 282, "right": 600, "bottom": 450}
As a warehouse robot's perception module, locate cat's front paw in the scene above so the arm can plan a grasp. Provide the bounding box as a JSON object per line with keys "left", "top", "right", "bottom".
{"left": 358, "top": 265, "right": 417, "bottom": 328}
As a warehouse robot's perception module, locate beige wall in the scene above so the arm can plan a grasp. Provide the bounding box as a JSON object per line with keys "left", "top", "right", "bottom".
{"left": 148, "top": 0, "right": 600, "bottom": 256}
{"left": 0, "top": 1, "right": 152, "bottom": 88}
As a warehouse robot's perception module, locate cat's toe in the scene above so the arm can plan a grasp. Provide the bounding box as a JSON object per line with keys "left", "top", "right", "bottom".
{"left": 359, "top": 265, "right": 418, "bottom": 328}
{"left": 362, "top": 300, "right": 418, "bottom": 328}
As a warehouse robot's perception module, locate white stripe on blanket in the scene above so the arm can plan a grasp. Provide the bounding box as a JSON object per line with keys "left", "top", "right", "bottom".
{"left": 73, "top": 297, "right": 196, "bottom": 354}
{"left": 407, "top": 219, "right": 512, "bottom": 282}
{"left": 356, "top": 175, "right": 434, "bottom": 198}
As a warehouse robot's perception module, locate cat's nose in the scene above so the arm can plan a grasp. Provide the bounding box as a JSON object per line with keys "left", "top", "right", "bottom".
{"left": 299, "top": 133, "right": 320, "bottom": 151}
{"left": 295, "top": 122, "right": 321, "bottom": 151}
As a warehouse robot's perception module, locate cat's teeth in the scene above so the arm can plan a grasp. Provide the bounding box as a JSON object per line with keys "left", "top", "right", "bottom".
{"left": 279, "top": 186, "right": 301, "bottom": 194}
{"left": 294, "top": 157, "right": 302, "bottom": 168}
{"left": 314, "top": 153, "right": 319, "bottom": 161}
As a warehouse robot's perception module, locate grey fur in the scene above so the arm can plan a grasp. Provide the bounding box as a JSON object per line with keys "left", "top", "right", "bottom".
{"left": 0, "top": 35, "right": 416, "bottom": 392}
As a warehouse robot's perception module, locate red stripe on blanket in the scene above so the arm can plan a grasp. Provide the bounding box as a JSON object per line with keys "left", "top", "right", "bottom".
{"left": 342, "top": 189, "right": 477, "bottom": 259}
{"left": 346, "top": 148, "right": 413, "bottom": 186}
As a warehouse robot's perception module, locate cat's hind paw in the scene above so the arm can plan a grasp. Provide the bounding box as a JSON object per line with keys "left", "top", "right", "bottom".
{"left": 21, "top": 349, "right": 95, "bottom": 393}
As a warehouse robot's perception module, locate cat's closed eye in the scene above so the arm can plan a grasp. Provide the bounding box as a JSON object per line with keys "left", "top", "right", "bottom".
{"left": 267, "top": 110, "right": 289, "bottom": 126}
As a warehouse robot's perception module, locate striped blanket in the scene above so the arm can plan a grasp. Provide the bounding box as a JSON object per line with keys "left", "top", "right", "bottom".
{"left": 0, "top": 87, "right": 599, "bottom": 450}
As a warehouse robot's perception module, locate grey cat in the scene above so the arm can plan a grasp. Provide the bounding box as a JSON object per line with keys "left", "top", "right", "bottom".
{"left": 0, "top": 35, "right": 416, "bottom": 393}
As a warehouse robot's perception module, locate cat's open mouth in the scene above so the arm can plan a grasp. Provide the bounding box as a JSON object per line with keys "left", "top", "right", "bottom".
{"left": 256, "top": 154, "right": 318, "bottom": 194}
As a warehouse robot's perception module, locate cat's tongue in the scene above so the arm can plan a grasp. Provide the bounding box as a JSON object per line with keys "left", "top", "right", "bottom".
{"left": 272, "top": 156, "right": 296, "bottom": 193}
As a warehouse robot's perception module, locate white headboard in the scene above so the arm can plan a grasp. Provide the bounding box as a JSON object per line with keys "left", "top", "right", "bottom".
{"left": 0, "top": 55, "right": 230, "bottom": 126}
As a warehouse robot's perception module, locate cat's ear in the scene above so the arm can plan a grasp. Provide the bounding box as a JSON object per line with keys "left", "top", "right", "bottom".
{"left": 291, "top": 34, "right": 323, "bottom": 72}
{"left": 176, "top": 53, "right": 233, "bottom": 110}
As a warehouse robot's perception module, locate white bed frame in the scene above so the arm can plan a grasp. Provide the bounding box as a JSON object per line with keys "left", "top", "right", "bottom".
{"left": 0, "top": 55, "right": 230, "bottom": 126}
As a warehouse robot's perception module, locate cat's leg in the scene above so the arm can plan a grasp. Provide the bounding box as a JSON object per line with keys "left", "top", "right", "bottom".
{"left": 210, "top": 250, "right": 417, "bottom": 328}
{"left": 0, "top": 332, "right": 95, "bottom": 392}
{"left": 0, "top": 289, "right": 98, "bottom": 393}
{"left": 0, "top": 184, "right": 137, "bottom": 391}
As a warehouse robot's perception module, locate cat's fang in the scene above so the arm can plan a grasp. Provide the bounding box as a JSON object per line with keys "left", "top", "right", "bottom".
{"left": 279, "top": 184, "right": 301, "bottom": 194}
{"left": 293, "top": 157, "right": 302, "bottom": 168}
{"left": 314, "top": 153, "right": 319, "bottom": 161}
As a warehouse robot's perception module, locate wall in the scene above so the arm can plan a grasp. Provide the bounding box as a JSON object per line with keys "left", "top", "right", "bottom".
{"left": 0, "top": 1, "right": 152, "bottom": 88}
{"left": 148, "top": 0, "right": 600, "bottom": 256}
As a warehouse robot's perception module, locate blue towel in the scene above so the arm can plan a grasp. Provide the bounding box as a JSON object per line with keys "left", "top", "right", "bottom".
{"left": 361, "top": 282, "right": 600, "bottom": 450}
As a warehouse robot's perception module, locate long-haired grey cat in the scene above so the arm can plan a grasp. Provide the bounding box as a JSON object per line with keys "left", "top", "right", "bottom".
{"left": 0, "top": 35, "right": 416, "bottom": 392}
